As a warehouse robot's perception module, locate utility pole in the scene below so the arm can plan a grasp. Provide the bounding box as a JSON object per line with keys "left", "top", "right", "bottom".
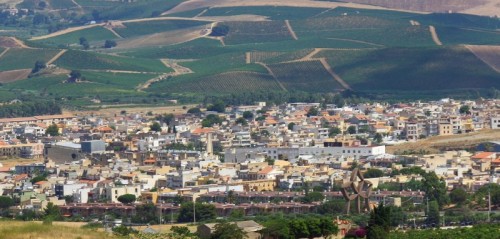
{"left": 159, "top": 201, "right": 162, "bottom": 225}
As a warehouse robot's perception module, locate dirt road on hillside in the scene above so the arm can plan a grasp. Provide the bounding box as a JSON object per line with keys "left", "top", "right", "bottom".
{"left": 429, "top": 25, "right": 443, "bottom": 46}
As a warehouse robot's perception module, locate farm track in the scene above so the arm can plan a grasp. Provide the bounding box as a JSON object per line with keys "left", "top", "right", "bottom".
{"left": 0, "top": 48, "right": 9, "bottom": 59}
{"left": 31, "top": 24, "right": 104, "bottom": 40}
{"left": 106, "top": 28, "right": 124, "bottom": 39}
{"left": 319, "top": 58, "right": 352, "bottom": 90}
{"left": 299, "top": 48, "right": 322, "bottom": 61}
{"left": 255, "top": 62, "right": 287, "bottom": 91}
{"left": 327, "top": 37, "right": 384, "bottom": 47}
{"left": 46, "top": 49, "right": 67, "bottom": 65}
{"left": 245, "top": 52, "right": 251, "bottom": 64}
{"left": 195, "top": 8, "right": 209, "bottom": 17}
{"left": 137, "top": 59, "right": 194, "bottom": 90}
{"left": 285, "top": 20, "right": 298, "bottom": 40}
{"left": 429, "top": 25, "right": 443, "bottom": 46}
{"left": 70, "top": 0, "right": 83, "bottom": 9}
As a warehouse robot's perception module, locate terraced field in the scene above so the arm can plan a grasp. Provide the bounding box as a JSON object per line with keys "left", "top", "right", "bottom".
{"left": 268, "top": 60, "right": 344, "bottom": 92}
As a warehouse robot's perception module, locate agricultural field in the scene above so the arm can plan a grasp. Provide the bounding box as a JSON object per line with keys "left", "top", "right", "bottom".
{"left": 0, "top": 48, "right": 61, "bottom": 71}
{"left": 34, "top": 26, "right": 118, "bottom": 46}
{"left": 411, "top": 13, "right": 500, "bottom": 30}
{"left": 323, "top": 47, "right": 500, "bottom": 91}
{"left": 54, "top": 50, "right": 171, "bottom": 73}
{"left": 291, "top": 15, "right": 400, "bottom": 31}
{"left": 222, "top": 21, "right": 293, "bottom": 45}
{"left": 200, "top": 6, "right": 327, "bottom": 20}
{"left": 153, "top": 71, "right": 282, "bottom": 94}
{"left": 268, "top": 60, "right": 344, "bottom": 92}
{"left": 166, "top": 8, "right": 209, "bottom": 18}
{"left": 115, "top": 19, "right": 211, "bottom": 38}
{"left": 95, "top": 0, "right": 185, "bottom": 20}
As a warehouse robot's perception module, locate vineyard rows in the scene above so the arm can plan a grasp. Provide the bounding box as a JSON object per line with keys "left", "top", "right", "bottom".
{"left": 268, "top": 60, "right": 343, "bottom": 93}
{"left": 223, "top": 21, "right": 293, "bottom": 45}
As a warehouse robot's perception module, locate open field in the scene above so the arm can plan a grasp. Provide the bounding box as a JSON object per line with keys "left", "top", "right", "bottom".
{"left": 74, "top": 104, "right": 196, "bottom": 117}
{"left": 200, "top": 6, "right": 328, "bottom": 20}
{"left": 331, "top": 0, "right": 491, "bottom": 13}
{"left": 387, "top": 129, "right": 500, "bottom": 154}
{"left": 0, "top": 221, "right": 115, "bottom": 239}
{"left": 434, "top": 27, "right": 500, "bottom": 45}
{"left": 0, "top": 158, "right": 43, "bottom": 167}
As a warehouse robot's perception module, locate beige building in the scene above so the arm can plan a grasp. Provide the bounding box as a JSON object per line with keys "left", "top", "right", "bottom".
{"left": 0, "top": 142, "right": 44, "bottom": 158}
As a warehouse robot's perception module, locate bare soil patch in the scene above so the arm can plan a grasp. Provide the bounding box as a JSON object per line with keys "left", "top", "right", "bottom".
{"left": 466, "top": 45, "right": 500, "bottom": 73}
{"left": 0, "top": 69, "right": 31, "bottom": 83}
{"left": 0, "top": 37, "right": 28, "bottom": 48}
{"left": 70, "top": 104, "right": 196, "bottom": 117}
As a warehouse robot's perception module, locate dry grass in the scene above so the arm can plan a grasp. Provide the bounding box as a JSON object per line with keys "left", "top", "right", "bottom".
{"left": 0, "top": 69, "right": 31, "bottom": 83}
{"left": 0, "top": 221, "right": 115, "bottom": 239}
{"left": 67, "top": 104, "right": 196, "bottom": 118}
{"left": 387, "top": 129, "right": 500, "bottom": 154}
{"left": 0, "top": 157, "right": 43, "bottom": 168}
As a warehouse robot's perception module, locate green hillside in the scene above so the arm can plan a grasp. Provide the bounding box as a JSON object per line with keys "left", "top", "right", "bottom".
{"left": 0, "top": 4, "right": 499, "bottom": 106}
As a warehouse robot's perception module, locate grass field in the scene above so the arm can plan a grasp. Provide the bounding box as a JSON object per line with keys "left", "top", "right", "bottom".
{"left": 0, "top": 48, "right": 61, "bottom": 71}
{"left": 115, "top": 19, "right": 210, "bottom": 38}
{"left": 323, "top": 47, "right": 500, "bottom": 91}
{"left": 93, "top": 0, "right": 184, "bottom": 20}
{"left": 249, "top": 49, "right": 314, "bottom": 64}
{"left": 268, "top": 60, "right": 344, "bottom": 92}
{"left": 54, "top": 50, "right": 171, "bottom": 73}
{"left": 121, "top": 38, "right": 228, "bottom": 59}
{"left": 0, "top": 221, "right": 116, "bottom": 239}
{"left": 34, "top": 26, "right": 118, "bottom": 46}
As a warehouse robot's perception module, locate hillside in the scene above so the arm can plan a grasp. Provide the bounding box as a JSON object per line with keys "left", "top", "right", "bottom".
{"left": 0, "top": 2, "right": 499, "bottom": 106}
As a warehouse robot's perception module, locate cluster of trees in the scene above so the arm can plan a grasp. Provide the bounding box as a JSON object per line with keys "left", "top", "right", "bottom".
{"left": 177, "top": 202, "right": 217, "bottom": 223}
{"left": 202, "top": 114, "right": 224, "bottom": 127}
{"left": 0, "top": 101, "right": 61, "bottom": 118}
{"left": 261, "top": 215, "right": 338, "bottom": 239}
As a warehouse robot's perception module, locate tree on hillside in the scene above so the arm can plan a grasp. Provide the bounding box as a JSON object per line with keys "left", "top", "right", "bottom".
{"left": 373, "top": 133, "right": 383, "bottom": 144}
{"left": 79, "top": 37, "right": 89, "bottom": 49}
{"left": 0, "top": 196, "right": 14, "bottom": 210}
{"left": 459, "top": 105, "right": 471, "bottom": 114}
{"left": 117, "top": 194, "right": 136, "bottom": 204}
{"left": 46, "top": 123, "right": 59, "bottom": 136}
{"left": 235, "top": 117, "right": 248, "bottom": 126}
{"left": 288, "top": 122, "right": 295, "bottom": 131}
{"left": 150, "top": 121, "right": 162, "bottom": 132}
{"left": 207, "top": 101, "right": 226, "bottom": 112}
{"left": 426, "top": 200, "right": 440, "bottom": 227}
{"left": 187, "top": 107, "right": 201, "bottom": 115}
{"left": 450, "top": 188, "right": 468, "bottom": 205}
{"left": 69, "top": 70, "right": 82, "bottom": 82}
{"left": 367, "top": 203, "right": 391, "bottom": 239}
{"left": 211, "top": 222, "right": 247, "bottom": 239}
{"left": 31, "top": 60, "right": 46, "bottom": 73}
{"left": 347, "top": 126, "right": 357, "bottom": 134}
{"left": 307, "top": 107, "right": 319, "bottom": 117}
{"left": 329, "top": 127, "right": 341, "bottom": 137}
{"left": 104, "top": 39, "right": 117, "bottom": 48}
{"left": 242, "top": 111, "right": 253, "bottom": 119}
{"left": 177, "top": 202, "right": 216, "bottom": 223}
{"left": 210, "top": 25, "right": 229, "bottom": 36}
